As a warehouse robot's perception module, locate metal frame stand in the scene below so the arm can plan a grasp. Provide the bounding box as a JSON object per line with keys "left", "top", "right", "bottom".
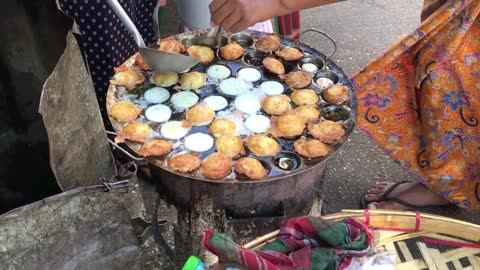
{"left": 160, "top": 163, "right": 327, "bottom": 266}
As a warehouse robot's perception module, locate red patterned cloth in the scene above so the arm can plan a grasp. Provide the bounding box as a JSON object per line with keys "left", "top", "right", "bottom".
{"left": 201, "top": 217, "right": 375, "bottom": 270}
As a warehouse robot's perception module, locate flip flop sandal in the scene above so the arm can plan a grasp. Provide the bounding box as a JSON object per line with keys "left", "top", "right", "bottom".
{"left": 359, "top": 181, "right": 438, "bottom": 210}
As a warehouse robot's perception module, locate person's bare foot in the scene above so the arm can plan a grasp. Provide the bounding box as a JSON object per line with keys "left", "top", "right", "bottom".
{"left": 364, "top": 181, "right": 450, "bottom": 210}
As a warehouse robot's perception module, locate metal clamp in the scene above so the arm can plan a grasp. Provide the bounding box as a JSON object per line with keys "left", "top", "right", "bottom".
{"left": 297, "top": 28, "right": 337, "bottom": 60}
{"left": 106, "top": 131, "right": 146, "bottom": 162}
{"left": 152, "top": 195, "right": 177, "bottom": 268}
{"left": 98, "top": 178, "right": 130, "bottom": 193}
{"left": 131, "top": 216, "right": 169, "bottom": 245}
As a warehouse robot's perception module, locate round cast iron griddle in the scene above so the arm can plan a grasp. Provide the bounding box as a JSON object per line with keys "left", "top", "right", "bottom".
{"left": 106, "top": 29, "right": 357, "bottom": 184}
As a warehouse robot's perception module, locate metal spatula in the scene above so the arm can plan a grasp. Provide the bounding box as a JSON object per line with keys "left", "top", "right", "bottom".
{"left": 106, "top": 0, "right": 199, "bottom": 73}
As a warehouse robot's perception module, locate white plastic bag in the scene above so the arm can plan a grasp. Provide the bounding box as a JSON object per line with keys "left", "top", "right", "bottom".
{"left": 346, "top": 247, "right": 396, "bottom": 270}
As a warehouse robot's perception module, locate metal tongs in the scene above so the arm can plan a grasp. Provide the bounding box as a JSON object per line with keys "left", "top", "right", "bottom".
{"left": 106, "top": 0, "right": 199, "bottom": 72}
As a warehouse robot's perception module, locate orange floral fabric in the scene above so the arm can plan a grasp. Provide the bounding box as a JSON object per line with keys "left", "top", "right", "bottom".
{"left": 351, "top": 0, "right": 480, "bottom": 209}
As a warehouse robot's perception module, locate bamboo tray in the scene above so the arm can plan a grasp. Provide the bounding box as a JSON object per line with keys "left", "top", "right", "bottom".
{"left": 243, "top": 210, "right": 480, "bottom": 270}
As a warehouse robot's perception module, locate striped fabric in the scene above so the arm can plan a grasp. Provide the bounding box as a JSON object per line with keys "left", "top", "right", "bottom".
{"left": 201, "top": 217, "right": 375, "bottom": 270}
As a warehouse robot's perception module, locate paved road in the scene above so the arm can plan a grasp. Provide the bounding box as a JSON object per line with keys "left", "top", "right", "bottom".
{"left": 300, "top": 0, "right": 480, "bottom": 223}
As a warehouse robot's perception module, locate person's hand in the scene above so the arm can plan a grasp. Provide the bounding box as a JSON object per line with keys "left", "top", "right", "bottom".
{"left": 209, "top": 0, "right": 284, "bottom": 32}
{"left": 210, "top": 0, "right": 344, "bottom": 32}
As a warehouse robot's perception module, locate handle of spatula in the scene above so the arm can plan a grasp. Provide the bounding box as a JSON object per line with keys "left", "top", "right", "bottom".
{"left": 105, "top": 0, "right": 147, "bottom": 48}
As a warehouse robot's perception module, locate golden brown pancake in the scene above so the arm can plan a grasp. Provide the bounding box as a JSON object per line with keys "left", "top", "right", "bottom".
{"left": 108, "top": 101, "right": 142, "bottom": 122}
{"left": 235, "top": 157, "right": 268, "bottom": 180}
{"left": 110, "top": 67, "right": 145, "bottom": 90}
{"left": 200, "top": 153, "right": 233, "bottom": 179}
{"left": 275, "top": 47, "right": 304, "bottom": 61}
{"left": 179, "top": 71, "right": 206, "bottom": 89}
{"left": 245, "top": 134, "right": 280, "bottom": 157}
{"left": 209, "top": 118, "right": 237, "bottom": 137}
{"left": 220, "top": 42, "right": 245, "bottom": 61}
{"left": 323, "top": 84, "right": 349, "bottom": 105}
{"left": 115, "top": 122, "right": 152, "bottom": 143}
{"left": 308, "top": 120, "right": 345, "bottom": 144}
{"left": 294, "top": 105, "right": 320, "bottom": 123}
{"left": 261, "top": 94, "right": 292, "bottom": 115}
{"left": 158, "top": 38, "right": 185, "bottom": 53}
{"left": 168, "top": 151, "right": 202, "bottom": 173}
{"left": 255, "top": 35, "right": 281, "bottom": 52}
{"left": 290, "top": 89, "right": 319, "bottom": 106}
{"left": 269, "top": 114, "right": 305, "bottom": 138}
{"left": 279, "top": 71, "right": 312, "bottom": 89}
{"left": 294, "top": 136, "right": 330, "bottom": 158}
{"left": 151, "top": 72, "right": 179, "bottom": 87}
{"left": 186, "top": 102, "right": 215, "bottom": 126}
{"left": 262, "top": 57, "right": 285, "bottom": 75}
{"left": 138, "top": 139, "right": 173, "bottom": 157}
{"left": 187, "top": 45, "right": 215, "bottom": 64}
{"left": 215, "top": 135, "right": 245, "bottom": 158}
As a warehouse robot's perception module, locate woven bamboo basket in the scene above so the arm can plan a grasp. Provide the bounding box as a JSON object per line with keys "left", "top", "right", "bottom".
{"left": 243, "top": 209, "right": 480, "bottom": 270}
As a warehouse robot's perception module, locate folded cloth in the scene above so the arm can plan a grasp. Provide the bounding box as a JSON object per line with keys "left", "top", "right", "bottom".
{"left": 201, "top": 217, "right": 375, "bottom": 270}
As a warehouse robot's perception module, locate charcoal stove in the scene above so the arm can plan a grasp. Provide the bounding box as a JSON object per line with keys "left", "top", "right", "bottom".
{"left": 106, "top": 29, "right": 357, "bottom": 264}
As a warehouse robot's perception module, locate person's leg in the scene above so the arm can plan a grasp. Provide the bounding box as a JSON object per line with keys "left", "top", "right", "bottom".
{"left": 364, "top": 181, "right": 450, "bottom": 210}
{"left": 352, "top": 1, "right": 480, "bottom": 211}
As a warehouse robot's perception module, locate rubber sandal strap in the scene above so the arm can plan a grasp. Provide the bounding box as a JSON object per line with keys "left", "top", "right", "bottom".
{"left": 361, "top": 181, "right": 449, "bottom": 210}
{"left": 360, "top": 181, "right": 411, "bottom": 209}
{"left": 377, "top": 180, "right": 411, "bottom": 202}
